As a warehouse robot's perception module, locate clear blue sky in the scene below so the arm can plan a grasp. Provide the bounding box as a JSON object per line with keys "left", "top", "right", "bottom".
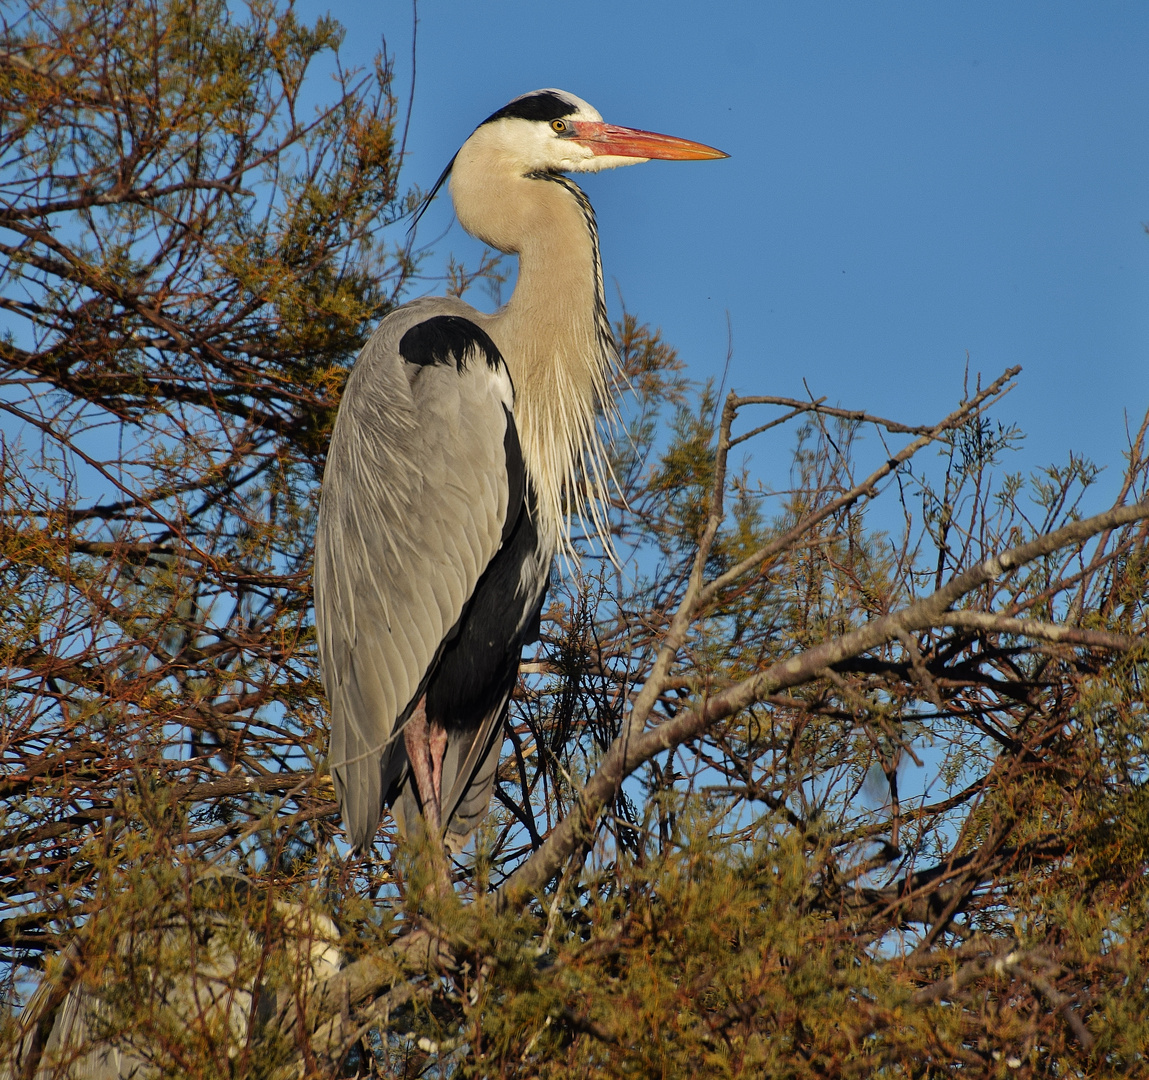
{"left": 303, "top": 0, "right": 1149, "bottom": 498}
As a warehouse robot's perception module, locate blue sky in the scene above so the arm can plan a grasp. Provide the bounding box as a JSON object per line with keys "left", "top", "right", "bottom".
{"left": 302, "top": 0, "right": 1149, "bottom": 501}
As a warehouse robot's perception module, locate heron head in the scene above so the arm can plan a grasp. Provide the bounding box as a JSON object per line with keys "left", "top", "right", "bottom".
{"left": 410, "top": 89, "right": 727, "bottom": 238}
{"left": 473, "top": 88, "right": 728, "bottom": 175}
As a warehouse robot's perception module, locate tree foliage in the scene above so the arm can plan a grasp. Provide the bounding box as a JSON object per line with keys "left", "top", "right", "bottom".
{"left": 2, "top": 2, "right": 1149, "bottom": 1078}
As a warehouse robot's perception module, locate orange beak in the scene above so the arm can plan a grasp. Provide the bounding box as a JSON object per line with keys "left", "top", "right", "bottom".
{"left": 572, "top": 121, "right": 728, "bottom": 161}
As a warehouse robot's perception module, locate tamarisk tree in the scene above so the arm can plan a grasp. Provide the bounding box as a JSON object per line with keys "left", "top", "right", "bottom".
{"left": 2, "top": 2, "right": 1148, "bottom": 1077}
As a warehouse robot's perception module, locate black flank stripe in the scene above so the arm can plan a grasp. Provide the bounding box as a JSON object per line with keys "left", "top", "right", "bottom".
{"left": 423, "top": 483, "right": 544, "bottom": 735}
{"left": 501, "top": 404, "right": 525, "bottom": 546}
{"left": 399, "top": 315, "right": 504, "bottom": 373}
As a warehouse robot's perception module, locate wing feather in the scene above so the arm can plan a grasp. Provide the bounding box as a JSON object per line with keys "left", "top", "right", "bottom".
{"left": 315, "top": 298, "right": 518, "bottom": 849}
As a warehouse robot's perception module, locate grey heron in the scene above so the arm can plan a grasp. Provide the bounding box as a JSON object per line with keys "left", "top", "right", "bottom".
{"left": 314, "top": 89, "right": 726, "bottom": 854}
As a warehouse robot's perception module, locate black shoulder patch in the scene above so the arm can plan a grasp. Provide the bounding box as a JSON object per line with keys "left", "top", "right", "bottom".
{"left": 480, "top": 91, "right": 578, "bottom": 127}
{"left": 398, "top": 316, "right": 503, "bottom": 373}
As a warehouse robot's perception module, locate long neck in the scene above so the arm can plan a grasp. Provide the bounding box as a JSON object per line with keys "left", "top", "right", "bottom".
{"left": 493, "top": 175, "right": 615, "bottom": 553}
{"left": 454, "top": 164, "right": 616, "bottom": 556}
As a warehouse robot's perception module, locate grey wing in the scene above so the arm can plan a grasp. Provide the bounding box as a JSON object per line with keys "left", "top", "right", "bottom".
{"left": 314, "top": 298, "right": 518, "bottom": 850}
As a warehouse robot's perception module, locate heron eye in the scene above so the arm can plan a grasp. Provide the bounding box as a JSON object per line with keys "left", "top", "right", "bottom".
{"left": 551, "top": 119, "right": 568, "bottom": 133}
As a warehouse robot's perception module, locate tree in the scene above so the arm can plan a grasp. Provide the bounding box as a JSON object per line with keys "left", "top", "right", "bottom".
{"left": 2, "top": 2, "right": 1148, "bottom": 1077}
{"left": 0, "top": 0, "right": 404, "bottom": 1072}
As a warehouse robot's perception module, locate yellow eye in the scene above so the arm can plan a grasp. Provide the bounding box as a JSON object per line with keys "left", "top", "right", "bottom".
{"left": 551, "top": 119, "right": 567, "bottom": 133}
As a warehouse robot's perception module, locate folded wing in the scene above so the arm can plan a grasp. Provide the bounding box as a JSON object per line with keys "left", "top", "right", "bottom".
{"left": 314, "top": 297, "right": 530, "bottom": 850}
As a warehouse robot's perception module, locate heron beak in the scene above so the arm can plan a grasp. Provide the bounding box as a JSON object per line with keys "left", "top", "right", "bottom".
{"left": 573, "top": 122, "right": 728, "bottom": 161}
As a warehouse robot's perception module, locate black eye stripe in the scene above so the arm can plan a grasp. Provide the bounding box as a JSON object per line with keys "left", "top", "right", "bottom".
{"left": 480, "top": 91, "right": 578, "bottom": 126}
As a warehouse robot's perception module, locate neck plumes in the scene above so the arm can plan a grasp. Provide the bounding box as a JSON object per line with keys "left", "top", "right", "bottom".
{"left": 452, "top": 160, "right": 617, "bottom": 558}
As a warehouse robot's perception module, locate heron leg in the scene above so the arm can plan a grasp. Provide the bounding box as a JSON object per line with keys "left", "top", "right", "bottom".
{"left": 429, "top": 721, "right": 448, "bottom": 813}
{"left": 403, "top": 698, "right": 451, "bottom": 839}
{"left": 403, "top": 699, "right": 452, "bottom": 894}
{"left": 403, "top": 698, "right": 442, "bottom": 836}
